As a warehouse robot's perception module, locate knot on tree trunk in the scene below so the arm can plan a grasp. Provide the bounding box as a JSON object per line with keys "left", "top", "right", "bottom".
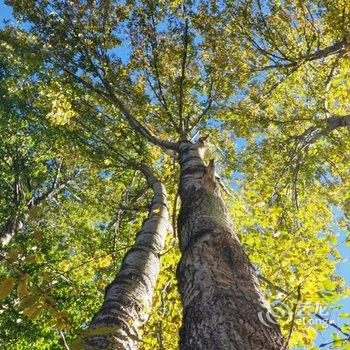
{"left": 202, "top": 159, "right": 218, "bottom": 192}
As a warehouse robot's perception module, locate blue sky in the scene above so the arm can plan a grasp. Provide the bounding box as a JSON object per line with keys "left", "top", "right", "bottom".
{"left": 0, "top": 1, "right": 12, "bottom": 24}
{"left": 1, "top": 0, "right": 349, "bottom": 348}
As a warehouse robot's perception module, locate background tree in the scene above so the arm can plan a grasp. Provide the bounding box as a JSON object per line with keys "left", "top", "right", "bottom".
{"left": 0, "top": 28, "right": 172, "bottom": 349}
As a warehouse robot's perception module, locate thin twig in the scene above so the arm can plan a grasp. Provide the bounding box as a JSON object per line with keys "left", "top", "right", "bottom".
{"left": 60, "top": 330, "right": 70, "bottom": 350}
{"left": 284, "top": 285, "right": 302, "bottom": 349}
{"left": 178, "top": 18, "right": 189, "bottom": 132}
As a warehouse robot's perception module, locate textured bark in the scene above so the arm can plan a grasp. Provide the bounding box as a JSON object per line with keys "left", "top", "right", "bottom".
{"left": 177, "top": 138, "right": 286, "bottom": 350}
{"left": 85, "top": 181, "right": 169, "bottom": 350}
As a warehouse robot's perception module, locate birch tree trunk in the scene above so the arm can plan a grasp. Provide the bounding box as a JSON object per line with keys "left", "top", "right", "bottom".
{"left": 86, "top": 179, "right": 169, "bottom": 350}
{"left": 176, "top": 138, "right": 286, "bottom": 350}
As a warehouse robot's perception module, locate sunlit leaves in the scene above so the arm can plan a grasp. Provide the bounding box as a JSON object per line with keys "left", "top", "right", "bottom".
{"left": 140, "top": 235, "right": 182, "bottom": 350}
{"left": 1, "top": 0, "right": 350, "bottom": 349}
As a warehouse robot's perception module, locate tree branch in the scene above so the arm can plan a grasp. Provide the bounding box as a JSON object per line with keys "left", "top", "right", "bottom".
{"left": 31, "top": 168, "right": 82, "bottom": 207}
{"left": 292, "top": 114, "right": 350, "bottom": 156}
{"left": 255, "top": 40, "right": 349, "bottom": 71}
{"left": 178, "top": 18, "right": 189, "bottom": 132}
{"left": 283, "top": 285, "right": 301, "bottom": 349}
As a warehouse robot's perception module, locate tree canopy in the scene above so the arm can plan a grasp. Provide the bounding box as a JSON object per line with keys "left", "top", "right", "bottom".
{"left": 0, "top": 0, "right": 349, "bottom": 349}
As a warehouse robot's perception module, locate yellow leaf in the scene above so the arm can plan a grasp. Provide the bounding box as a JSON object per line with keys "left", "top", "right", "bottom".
{"left": 23, "top": 302, "right": 43, "bottom": 319}
{"left": 6, "top": 249, "right": 19, "bottom": 262}
{"left": 17, "top": 279, "right": 28, "bottom": 300}
{"left": 289, "top": 331, "right": 303, "bottom": 346}
{"left": 33, "top": 230, "right": 43, "bottom": 240}
{"left": 28, "top": 207, "right": 42, "bottom": 220}
{"left": 0, "top": 278, "right": 16, "bottom": 300}
{"left": 97, "top": 255, "right": 112, "bottom": 268}
{"left": 20, "top": 294, "right": 39, "bottom": 309}
{"left": 58, "top": 260, "right": 70, "bottom": 272}
{"left": 55, "top": 311, "right": 68, "bottom": 319}
{"left": 305, "top": 327, "right": 317, "bottom": 339}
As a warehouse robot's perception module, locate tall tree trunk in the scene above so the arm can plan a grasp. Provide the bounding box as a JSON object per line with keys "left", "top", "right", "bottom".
{"left": 85, "top": 179, "right": 169, "bottom": 350}
{"left": 176, "top": 138, "right": 286, "bottom": 350}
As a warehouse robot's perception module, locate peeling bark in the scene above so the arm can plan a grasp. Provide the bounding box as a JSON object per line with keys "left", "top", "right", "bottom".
{"left": 85, "top": 180, "right": 169, "bottom": 350}
{"left": 177, "top": 138, "right": 286, "bottom": 350}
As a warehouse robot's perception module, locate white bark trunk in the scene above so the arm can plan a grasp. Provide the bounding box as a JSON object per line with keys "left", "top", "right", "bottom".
{"left": 86, "top": 181, "right": 169, "bottom": 349}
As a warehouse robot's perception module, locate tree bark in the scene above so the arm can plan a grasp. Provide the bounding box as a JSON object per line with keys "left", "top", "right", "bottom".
{"left": 85, "top": 180, "right": 169, "bottom": 350}
{"left": 176, "top": 138, "right": 286, "bottom": 350}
